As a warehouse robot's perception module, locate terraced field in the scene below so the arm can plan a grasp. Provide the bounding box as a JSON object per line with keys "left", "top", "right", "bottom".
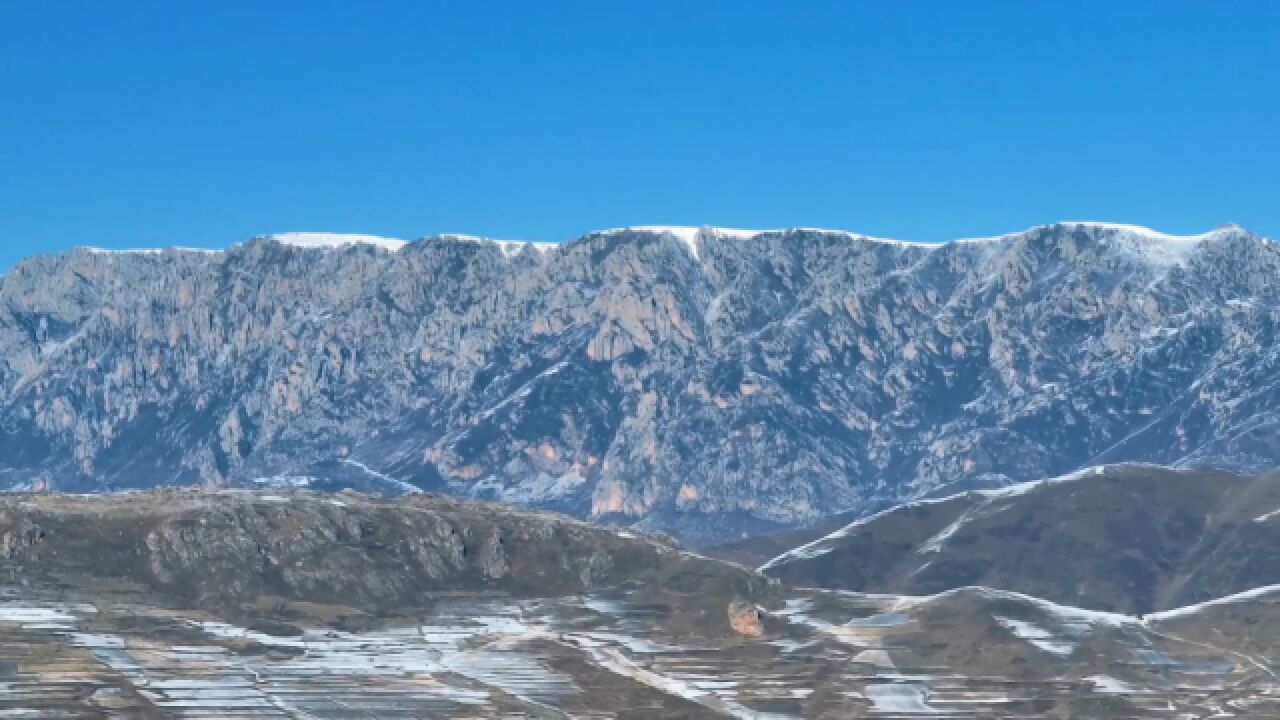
{"left": 3, "top": 583, "right": 1279, "bottom": 718}
{"left": 2, "top": 489, "right": 1278, "bottom": 718}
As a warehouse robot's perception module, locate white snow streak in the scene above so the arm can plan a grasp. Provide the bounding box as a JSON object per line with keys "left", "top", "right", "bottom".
{"left": 1144, "top": 584, "right": 1280, "bottom": 622}
{"left": 1253, "top": 508, "right": 1280, "bottom": 523}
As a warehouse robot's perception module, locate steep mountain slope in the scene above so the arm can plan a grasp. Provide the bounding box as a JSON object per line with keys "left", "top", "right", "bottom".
{"left": 2, "top": 222, "right": 1278, "bottom": 542}
{"left": 762, "top": 464, "right": 1280, "bottom": 614}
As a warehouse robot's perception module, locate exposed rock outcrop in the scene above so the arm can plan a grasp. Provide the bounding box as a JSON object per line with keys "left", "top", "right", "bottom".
{"left": 2, "top": 223, "right": 1278, "bottom": 542}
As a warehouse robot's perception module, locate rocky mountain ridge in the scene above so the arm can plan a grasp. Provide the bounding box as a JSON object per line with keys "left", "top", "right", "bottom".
{"left": 0, "top": 489, "right": 769, "bottom": 635}
{"left": 2, "top": 222, "right": 1278, "bottom": 543}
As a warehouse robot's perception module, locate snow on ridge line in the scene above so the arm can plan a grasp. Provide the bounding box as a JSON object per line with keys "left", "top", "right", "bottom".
{"left": 79, "top": 232, "right": 408, "bottom": 256}
{"left": 808, "top": 585, "right": 1140, "bottom": 626}
{"left": 70, "top": 221, "right": 1253, "bottom": 263}
{"left": 756, "top": 494, "right": 959, "bottom": 572}
{"left": 1143, "top": 584, "right": 1280, "bottom": 622}
{"left": 599, "top": 225, "right": 936, "bottom": 252}
{"left": 600, "top": 221, "right": 1247, "bottom": 260}
{"left": 267, "top": 232, "right": 407, "bottom": 252}
{"left": 1058, "top": 221, "right": 1233, "bottom": 244}
{"left": 798, "top": 583, "right": 1280, "bottom": 629}
{"left": 974, "top": 464, "right": 1111, "bottom": 500}
{"left": 954, "top": 221, "right": 1244, "bottom": 245}
{"left": 758, "top": 464, "right": 1139, "bottom": 572}
{"left": 600, "top": 225, "right": 761, "bottom": 239}
{"left": 944, "top": 586, "right": 1137, "bottom": 626}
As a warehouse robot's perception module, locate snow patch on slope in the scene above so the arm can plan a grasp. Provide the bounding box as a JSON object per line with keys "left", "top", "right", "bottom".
{"left": 863, "top": 683, "right": 941, "bottom": 714}
{"left": 994, "top": 617, "right": 1077, "bottom": 656}
{"left": 601, "top": 226, "right": 762, "bottom": 261}
{"left": 338, "top": 458, "right": 422, "bottom": 495}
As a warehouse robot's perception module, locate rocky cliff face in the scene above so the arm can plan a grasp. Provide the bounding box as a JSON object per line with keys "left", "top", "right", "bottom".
{"left": 1, "top": 223, "right": 1277, "bottom": 543}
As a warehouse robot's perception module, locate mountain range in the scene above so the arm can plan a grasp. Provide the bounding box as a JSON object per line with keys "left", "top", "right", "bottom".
{"left": 2, "top": 222, "right": 1277, "bottom": 543}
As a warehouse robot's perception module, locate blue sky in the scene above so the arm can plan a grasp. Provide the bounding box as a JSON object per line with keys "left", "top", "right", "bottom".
{"left": 2, "top": 2, "right": 1277, "bottom": 270}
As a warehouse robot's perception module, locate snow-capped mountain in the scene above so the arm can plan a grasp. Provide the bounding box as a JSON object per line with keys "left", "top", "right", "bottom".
{"left": 2, "top": 222, "right": 1278, "bottom": 543}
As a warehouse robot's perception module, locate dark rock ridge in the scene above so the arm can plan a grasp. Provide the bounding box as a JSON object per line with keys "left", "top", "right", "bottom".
{"left": 1, "top": 222, "right": 1278, "bottom": 543}
{"left": 0, "top": 489, "right": 770, "bottom": 633}
{"left": 760, "top": 464, "right": 1280, "bottom": 615}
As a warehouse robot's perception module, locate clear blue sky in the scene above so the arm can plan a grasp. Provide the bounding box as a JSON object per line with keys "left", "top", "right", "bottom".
{"left": 2, "top": 2, "right": 1277, "bottom": 270}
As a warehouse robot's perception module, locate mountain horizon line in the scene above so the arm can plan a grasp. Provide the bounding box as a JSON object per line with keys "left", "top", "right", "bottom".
{"left": 51, "top": 220, "right": 1265, "bottom": 262}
